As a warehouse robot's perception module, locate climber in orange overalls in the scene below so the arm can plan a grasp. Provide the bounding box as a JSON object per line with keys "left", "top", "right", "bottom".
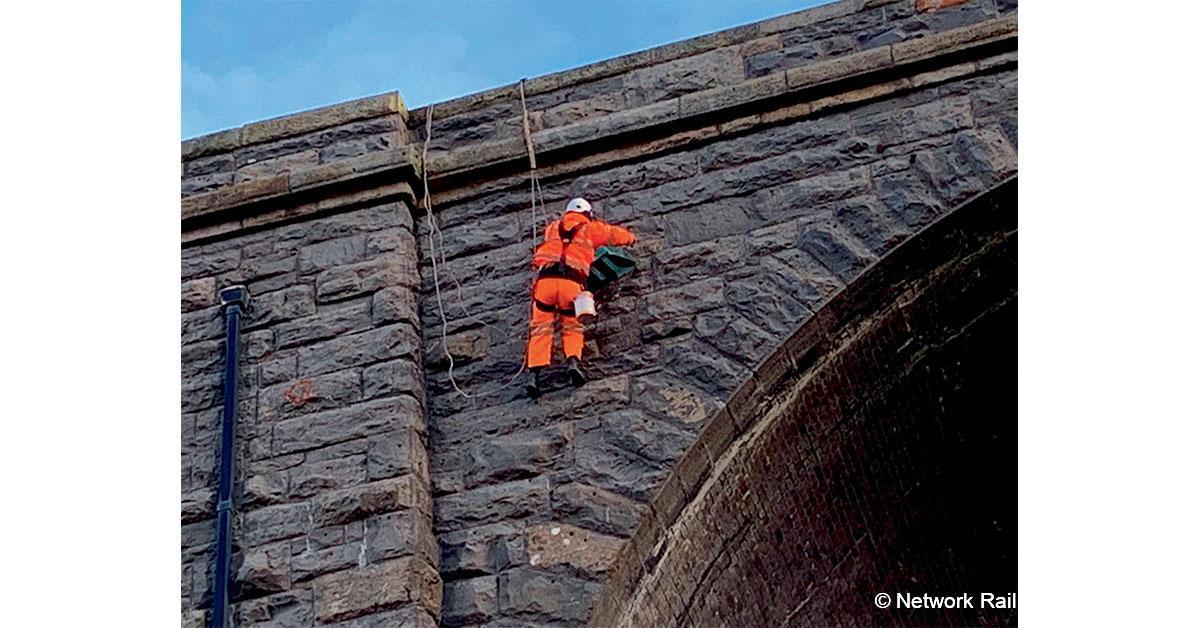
{"left": 526, "top": 197, "right": 636, "bottom": 396}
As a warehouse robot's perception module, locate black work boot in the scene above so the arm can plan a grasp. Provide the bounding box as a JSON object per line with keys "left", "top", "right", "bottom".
{"left": 566, "top": 357, "right": 586, "bottom": 387}
{"left": 525, "top": 368, "right": 543, "bottom": 398}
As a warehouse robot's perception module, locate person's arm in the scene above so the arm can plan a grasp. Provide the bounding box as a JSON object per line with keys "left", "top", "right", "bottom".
{"left": 601, "top": 222, "right": 636, "bottom": 246}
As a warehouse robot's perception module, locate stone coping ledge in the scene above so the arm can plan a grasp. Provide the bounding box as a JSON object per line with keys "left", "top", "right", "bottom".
{"left": 181, "top": 92, "right": 405, "bottom": 161}
{"left": 426, "top": 16, "right": 1015, "bottom": 180}
{"left": 178, "top": 0, "right": 908, "bottom": 159}
{"left": 181, "top": 145, "right": 421, "bottom": 242}
{"left": 406, "top": 0, "right": 884, "bottom": 123}
{"left": 181, "top": 14, "right": 1014, "bottom": 238}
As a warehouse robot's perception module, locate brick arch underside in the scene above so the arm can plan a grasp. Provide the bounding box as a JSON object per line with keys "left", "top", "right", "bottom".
{"left": 595, "top": 178, "right": 1015, "bottom": 627}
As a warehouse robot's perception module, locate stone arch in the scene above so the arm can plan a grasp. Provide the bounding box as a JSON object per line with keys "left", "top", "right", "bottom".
{"left": 592, "top": 177, "right": 1016, "bottom": 627}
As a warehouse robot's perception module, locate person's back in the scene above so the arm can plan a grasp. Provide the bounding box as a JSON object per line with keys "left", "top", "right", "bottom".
{"left": 525, "top": 198, "right": 635, "bottom": 396}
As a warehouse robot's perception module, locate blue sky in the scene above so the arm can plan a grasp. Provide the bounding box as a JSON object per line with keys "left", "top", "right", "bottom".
{"left": 182, "top": 0, "right": 831, "bottom": 139}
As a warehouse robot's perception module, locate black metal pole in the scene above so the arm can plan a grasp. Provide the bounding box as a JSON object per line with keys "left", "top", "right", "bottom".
{"left": 212, "top": 286, "right": 248, "bottom": 628}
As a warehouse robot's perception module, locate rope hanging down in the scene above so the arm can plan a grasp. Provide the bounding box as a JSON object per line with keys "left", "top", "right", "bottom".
{"left": 421, "top": 78, "right": 549, "bottom": 400}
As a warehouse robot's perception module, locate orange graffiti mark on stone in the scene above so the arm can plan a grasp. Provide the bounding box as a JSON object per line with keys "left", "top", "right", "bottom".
{"left": 284, "top": 379, "right": 316, "bottom": 407}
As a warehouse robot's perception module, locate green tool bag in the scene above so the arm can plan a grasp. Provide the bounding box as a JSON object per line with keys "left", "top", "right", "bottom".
{"left": 586, "top": 246, "right": 637, "bottom": 292}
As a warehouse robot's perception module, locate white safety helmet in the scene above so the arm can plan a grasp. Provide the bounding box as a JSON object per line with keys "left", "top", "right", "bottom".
{"left": 564, "top": 197, "right": 593, "bottom": 217}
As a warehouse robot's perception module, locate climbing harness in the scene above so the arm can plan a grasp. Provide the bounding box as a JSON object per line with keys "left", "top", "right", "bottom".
{"left": 421, "top": 78, "right": 549, "bottom": 399}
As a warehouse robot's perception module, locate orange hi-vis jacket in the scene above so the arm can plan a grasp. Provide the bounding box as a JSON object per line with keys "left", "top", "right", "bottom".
{"left": 531, "top": 211, "right": 636, "bottom": 282}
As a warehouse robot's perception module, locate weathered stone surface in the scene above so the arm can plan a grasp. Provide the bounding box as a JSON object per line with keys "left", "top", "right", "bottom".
{"left": 273, "top": 396, "right": 422, "bottom": 455}
{"left": 435, "top": 477, "right": 551, "bottom": 532}
{"left": 439, "top": 522, "right": 527, "bottom": 578}
{"left": 299, "top": 234, "right": 367, "bottom": 275}
{"left": 498, "top": 568, "right": 598, "bottom": 623}
{"left": 550, "top": 483, "right": 647, "bottom": 537}
{"left": 298, "top": 323, "right": 420, "bottom": 377}
{"left": 181, "top": 277, "right": 216, "bottom": 312}
{"left": 312, "top": 476, "right": 420, "bottom": 526}
{"left": 313, "top": 557, "right": 439, "bottom": 623}
{"left": 462, "top": 424, "right": 571, "bottom": 490}
{"left": 799, "top": 221, "right": 878, "bottom": 281}
{"left": 624, "top": 47, "right": 744, "bottom": 108}
{"left": 240, "top": 92, "right": 404, "bottom": 146}
{"left": 235, "top": 590, "right": 315, "bottom": 627}
{"left": 236, "top": 149, "right": 320, "bottom": 183}
{"left": 365, "top": 508, "right": 437, "bottom": 564}
{"left": 237, "top": 540, "right": 291, "bottom": 594}
{"left": 292, "top": 541, "right": 362, "bottom": 584}
{"left": 260, "top": 369, "right": 363, "bottom": 423}
{"left": 371, "top": 286, "right": 419, "bottom": 327}
{"left": 442, "top": 576, "right": 499, "bottom": 626}
{"left": 275, "top": 302, "right": 372, "bottom": 349}
{"left": 524, "top": 523, "right": 623, "bottom": 574}
{"left": 317, "top": 253, "right": 419, "bottom": 302}
{"left": 363, "top": 359, "right": 424, "bottom": 403}
{"left": 242, "top": 502, "right": 311, "bottom": 546}
{"left": 288, "top": 455, "right": 368, "bottom": 499}
{"left": 244, "top": 472, "right": 287, "bottom": 508}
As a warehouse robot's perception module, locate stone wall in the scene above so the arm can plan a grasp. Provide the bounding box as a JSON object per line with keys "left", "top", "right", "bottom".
{"left": 181, "top": 199, "right": 440, "bottom": 628}
{"left": 181, "top": 1, "right": 1017, "bottom": 626}
{"left": 595, "top": 179, "right": 1016, "bottom": 627}
{"left": 182, "top": 93, "right": 409, "bottom": 197}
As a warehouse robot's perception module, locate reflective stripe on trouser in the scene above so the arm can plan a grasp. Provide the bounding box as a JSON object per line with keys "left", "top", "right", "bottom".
{"left": 526, "top": 276, "right": 584, "bottom": 368}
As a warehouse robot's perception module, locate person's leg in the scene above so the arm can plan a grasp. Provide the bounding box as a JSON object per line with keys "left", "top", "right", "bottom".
{"left": 526, "top": 281, "right": 557, "bottom": 368}
{"left": 554, "top": 279, "right": 587, "bottom": 386}
{"left": 561, "top": 315, "right": 584, "bottom": 361}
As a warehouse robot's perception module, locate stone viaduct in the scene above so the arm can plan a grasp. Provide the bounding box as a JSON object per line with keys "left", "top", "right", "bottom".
{"left": 181, "top": 1, "right": 1017, "bottom": 626}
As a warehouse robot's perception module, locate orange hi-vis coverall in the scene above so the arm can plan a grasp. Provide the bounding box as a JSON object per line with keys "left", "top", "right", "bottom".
{"left": 526, "top": 211, "right": 636, "bottom": 368}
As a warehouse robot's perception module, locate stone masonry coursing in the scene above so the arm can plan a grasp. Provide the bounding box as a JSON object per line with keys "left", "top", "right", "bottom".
{"left": 181, "top": 200, "right": 441, "bottom": 628}
{"left": 181, "top": 1, "right": 1016, "bottom": 626}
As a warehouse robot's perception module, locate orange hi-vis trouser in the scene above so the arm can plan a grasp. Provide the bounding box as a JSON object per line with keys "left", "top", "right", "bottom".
{"left": 526, "top": 276, "right": 585, "bottom": 368}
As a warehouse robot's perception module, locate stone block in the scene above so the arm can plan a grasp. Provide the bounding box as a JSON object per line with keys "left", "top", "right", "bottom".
{"left": 799, "top": 222, "right": 878, "bottom": 281}
{"left": 273, "top": 396, "right": 422, "bottom": 455}
{"left": 181, "top": 277, "right": 216, "bottom": 312}
{"left": 497, "top": 568, "right": 598, "bottom": 623}
{"left": 363, "top": 359, "right": 424, "bottom": 403}
{"left": 240, "top": 92, "right": 404, "bottom": 146}
{"left": 624, "top": 47, "right": 744, "bottom": 107}
{"left": 442, "top": 576, "right": 498, "bottom": 626}
{"left": 550, "top": 482, "right": 647, "bottom": 538}
{"left": 317, "top": 254, "right": 419, "bottom": 302}
{"left": 435, "top": 477, "right": 551, "bottom": 532}
{"left": 312, "top": 556, "right": 440, "bottom": 623}
{"left": 235, "top": 149, "right": 319, "bottom": 183}
{"left": 298, "top": 234, "right": 367, "bottom": 275}
{"left": 424, "top": 328, "right": 489, "bottom": 368}
{"left": 297, "top": 323, "right": 420, "bottom": 377}
{"left": 312, "top": 476, "right": 420, "bottom": 527}
{"left": 287, "top": 454, "right": 368, "bottom": 499}
{"left": 694, "top": 310, "right": 775, "bottom": 367}
{"left": 784, "top": 46, "right": 892, "bottom": 91}
{"left": 371, "top": 286, "right": 419, "bottom": 327}
{"left": 524, "top": 522, "right": 624, "bottom": 575}
{"left": 438, "top": 522, "right": 526, "bottom": 578}
{"left": 242, "top": 502, "right": 311, "bottom": 546}
{"left": 275, "top": 302, "right": 372, "bottom": 349}
{"left": 259, "top": 369, "right": 363, "bottom": 423}
{"left": 463, "top": 424, "right": 571, "bottom": 490}
{"left": 292, "top": 541, "right": 362, "bottom": 583}
{"left": 365, "top": 508, "right": 437, "bottom": 564}
{"left": 234, "top": 590, "right": 314, "bottom": 627}
{"left": 892, "top": 14, "right": 1017, "bottom": 63}
{"left": 236, "top": 540, "right": 291, "bottom": 595}
{"left": 244, "top": 285, "right": 315, "bottom": 330}
{"left": 243, "top": 470, "right": 288, "bottom": 511}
